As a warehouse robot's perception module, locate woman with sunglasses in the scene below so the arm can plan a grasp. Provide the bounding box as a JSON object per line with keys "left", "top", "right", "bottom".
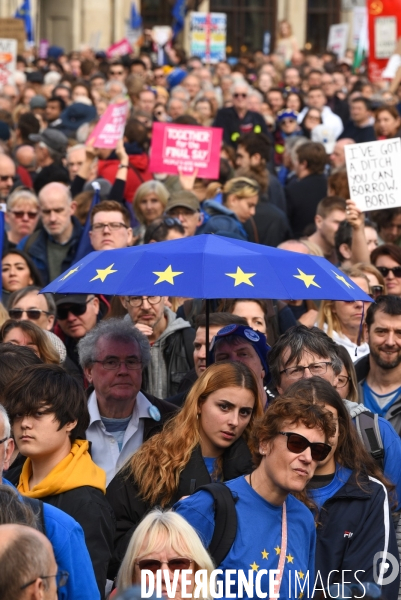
{"left": 0, "top": 319, "right": 60, "bottom": 363}
{"left": 106, "top": 362, "right": 262, "bottom": 579}
{"left": 289, "top": 378, "right": 399, "bottom": 598}
{"left": 2, "top": 250, "right": 43, "bottom": 307}
{"left": 115, "top": 510, "right": 214, "bottom": 598}
{"left": 174, "top": 393, "right": 335, "bottom": 598}
{"left": 132, "top": 181, "right": 170, "bottom": 245}
{"left": 371, "top": 244, "right": 401, "bottom": 297}
{"left": 317, "top": 267, "right": 371, "bottom": 362}
{"left": 5, "top": 189, "right": 40, "bottom": 249}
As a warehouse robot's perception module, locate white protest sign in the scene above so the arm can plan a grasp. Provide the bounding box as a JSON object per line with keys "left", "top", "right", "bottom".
{"left": 375, "top": 16, "right": 397, "bottom": 59}
{"left": 0, "top": 39, "right": 17, "bottom": 86}
{"left": 327, "top": 23, "right": 349, "bottom": 59}
{"left": 345, "top": 138, "right": 401, "bottom": 211}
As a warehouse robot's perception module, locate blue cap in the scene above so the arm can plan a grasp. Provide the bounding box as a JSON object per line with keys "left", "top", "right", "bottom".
{"left": 167, "top": 68, "right": 187, "bottom": 89}
{"left": 210, "top": 324, "right": 270, "bottom": 376}
{"left": 277, "top": 109, "right": 298, "bottom": 122}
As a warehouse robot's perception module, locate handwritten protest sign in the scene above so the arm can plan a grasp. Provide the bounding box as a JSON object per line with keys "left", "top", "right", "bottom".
{"left": 345, "top": 138, "right": 401, "bottom": 211}
{"left": 87, "top": 101, "right": 128, "bottom": 149}
{"left": 0, "top": 39, "right": 17, "bottom": 86}
{"left": 149, "top": 122, "right": 223, "bottom": 178}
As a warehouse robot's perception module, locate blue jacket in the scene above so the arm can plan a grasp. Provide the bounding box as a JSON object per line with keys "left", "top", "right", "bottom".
{"left": 308, "top": 467, "right": 400, "bottom": 599}
{"left": 198, "top": 200, "right": 248, "bottom": 241}
{"left": 2, "top": 478, "right": 100, "bottom": 600}
{"left": 17, "top": 217, "right": 83, "bottom": 286}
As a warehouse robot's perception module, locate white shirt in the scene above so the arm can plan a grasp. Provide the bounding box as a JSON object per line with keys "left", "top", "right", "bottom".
{"left": 86, "top": 390, "right": 153, "bottom": 486}
{"left": 298, "top": 105, "right": 344, "bottom": 140}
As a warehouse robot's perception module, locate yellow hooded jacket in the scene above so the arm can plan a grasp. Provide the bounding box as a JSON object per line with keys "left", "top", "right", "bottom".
{"left": 18, "top": 439, "right": 106, "bottom": 498}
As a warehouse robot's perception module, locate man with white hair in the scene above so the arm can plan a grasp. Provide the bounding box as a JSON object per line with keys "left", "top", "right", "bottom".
{"left": 167, "top": 97, "right": 187, "bottom": 120}
{"left": 66, "top": 144, "right": 88, "bottom": 180}
{"left": 105, "top": 80, "right": 127, "bottom": 101}
{"left": 213, "top": 80, "right": 270, "bottom": 147}
{"left": 247, "top": 89, "right": 263, "bottom": 113}
{"left": 18, "top": 182, "right": 82, "bottom": 284}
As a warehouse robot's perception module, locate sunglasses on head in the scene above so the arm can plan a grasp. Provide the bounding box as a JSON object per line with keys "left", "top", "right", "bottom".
{"left": 9, "top": 308, "right": 50, "bottom": 321}
{"left": 56, "top": 298, "right": 93, "bottom": 320}
{"left": 135, "top": 558, "right": 193, "bottom": 573}
{"left": 376, "top": 266, "right": 401, "bottom": 278}
{"left": 278, "top": 432, "right": 331, "bottom": 461}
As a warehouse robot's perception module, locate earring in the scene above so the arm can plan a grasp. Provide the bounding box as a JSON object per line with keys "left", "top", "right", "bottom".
{"left": 197, "top": 414, "right": 199, "bottom": 420}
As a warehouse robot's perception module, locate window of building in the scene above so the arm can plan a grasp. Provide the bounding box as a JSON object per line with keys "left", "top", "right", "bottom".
{"left": 306, "top": 0, "right": 341, "bottom": 54}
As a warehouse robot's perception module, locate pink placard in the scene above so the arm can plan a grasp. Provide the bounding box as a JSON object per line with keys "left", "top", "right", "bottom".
{"left": 87, "top": 101, "right": 129, "bottom": 149}
{"left": 106, "top": 38, "right": 132, "bottom": 58}
{"left": 149, "top": 122, "right": 223, "bottom": 178}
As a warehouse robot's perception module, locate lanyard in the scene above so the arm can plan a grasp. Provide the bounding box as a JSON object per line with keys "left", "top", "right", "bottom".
{"left": 269, "top": 501, "right": 287, "bottom": 600}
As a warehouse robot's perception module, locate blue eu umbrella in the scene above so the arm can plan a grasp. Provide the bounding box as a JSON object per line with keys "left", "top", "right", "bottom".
{"left": 42, "top": 234, "right": 372, "bottom": 357}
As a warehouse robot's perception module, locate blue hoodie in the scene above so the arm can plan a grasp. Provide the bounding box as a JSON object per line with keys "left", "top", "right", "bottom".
{"left": 2, "top": 478, "right": 100, "bottom": 600}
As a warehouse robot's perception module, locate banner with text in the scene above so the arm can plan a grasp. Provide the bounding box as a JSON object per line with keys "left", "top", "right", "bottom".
{"left": 0, "top": 39, "right": 17, "bottom": 86}
{"left": 345, "top": 138, "right": 401, "bottom": 211}
{"left": 190, "top": 12, "right": 226, "bottom": 63}
{"left": 87, "top": 101, "right": 129, "bottom": 148}
{"left": 149, "top": 122, "right": 223, "bottom": 178}
{"left": 327, "top": 23, "right": 349, "bottom": 59}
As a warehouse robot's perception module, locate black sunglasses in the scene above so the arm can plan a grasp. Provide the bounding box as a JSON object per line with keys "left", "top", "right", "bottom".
{"left": 377, "top": 266, "right": 401, "bottom": 278}
{"left": 56, "top": 298, "right": 93, "bottom": 320}
{"left": 135, "top": 558, "right": 193, "bottom": 573}
{"left": 9, "top": 308, "right": 51, "bottom": 321}
{"left": 279, "top": 432, "right": 331, "bottom": 461}
{"left": 370, "top": 284, "right": 384, "bottom": 300}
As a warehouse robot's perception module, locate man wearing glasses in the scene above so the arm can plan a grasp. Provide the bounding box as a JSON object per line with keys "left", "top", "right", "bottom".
{"left": 213, "top": 81, "right": 270, "bottom": 148}
{"left": 89, "top": 201, "right": 133, "bottom": 251}
{"left": 78, "top": 318, "right": 177, "bottom": 485}
{"left": 121, "top": 294, "right": 195, "bottom": 399}
{"left": 0, "top": 524, "right": 59, "bottom": 600}
{"left": 268, "top": 324, "right": 401, "bottom": 512}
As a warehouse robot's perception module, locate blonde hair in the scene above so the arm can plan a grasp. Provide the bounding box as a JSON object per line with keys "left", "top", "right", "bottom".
{"left": 317, "top": 267, "right": 370, "bottom": 338}
{"left": 223, "top": 177, "right": 260, "bottom": 201}
{"left": 7, "top": 189, "right": 39, "bottom": 212}
{"left": 116, "top": 509, "right": 215, "bottom": 596}
{"left": 354, "top": 262, "right": 386, "bottom": 294}
{"left": 133, "top": 181, "right": 170, "bottom": 224}
{"left": 0, "top": 303, "right": 8, "bottom": 327}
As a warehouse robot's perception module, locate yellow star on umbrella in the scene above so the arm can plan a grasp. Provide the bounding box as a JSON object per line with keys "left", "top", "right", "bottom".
{"left": 261, "top": 549, "right": 269, "bottom": 559}
{"left": 153, "top": 265, "right": 183, "bottom": 285}
{"left": 299, "top": 593, "right": 304, "bottom": 599}
{"left": 60, "top": 266, "right": 80, "bottom": 281}
{"left": 298, "top": 571, "right": 305, "bottom": 580}
{"left": 294, "top": 269, "right": 321, "bottom": 289}
{"left": 332, "top": 270, "right": 354, "bottom": 289}
{"left": 225, "top": 266, "right": 256, "bottom": 287}
{"left": 274, "top": 546, "right": 281, "bottom": 555}
{"left": 90, "top": 263, "right": 117, "bottom": 283}
{"left": 286, "top": 554, "right": 294, "bottom": 563}
{"left": 250, "top": 561, "right": 259, "bottom": 571}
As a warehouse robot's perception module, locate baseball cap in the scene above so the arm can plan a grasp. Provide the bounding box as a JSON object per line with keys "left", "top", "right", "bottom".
{"left": 277, "top": 109, "right": 298, "bottom": 122}
{"left": 165, "top": 191, "right": 200, "bottom": 214}
{"left": 54, "top": 294, "right": 89, "bottom": 306}
{"left": 166, "top": 68, "right": 187, "bottom": 89}
{"left": 29, "top": 128, "right": 68, "bottom": 154}
{"left": 30, "top": 95, "right": 47, "bottom": 110}
{"left": 210, "top": 324, "right": 271, "bottom": 376}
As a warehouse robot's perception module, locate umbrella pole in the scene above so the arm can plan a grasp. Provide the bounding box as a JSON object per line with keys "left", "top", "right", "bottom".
{"left": 206, "top": 299, "right": 210, "bottom": 367}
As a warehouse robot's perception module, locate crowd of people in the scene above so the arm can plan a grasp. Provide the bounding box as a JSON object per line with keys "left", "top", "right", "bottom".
{"left": 2, "top": 19, "right": 401, "bottom": 600}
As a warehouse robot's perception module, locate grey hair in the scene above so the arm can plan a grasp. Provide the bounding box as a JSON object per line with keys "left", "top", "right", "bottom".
{"left": 105, "top": 80, "right": 127, "bottom": 95}
{"left": 268, "top": 325, "right": 343, "bottom": 387}
{"left": 8, "top": 286, "right": 56, "bottom": 316}
{"left": 171, "top": 86, "right": 190, "bottom": 102}
{"left": 231, "top": 81, "right": 250, "bottom": 95}
{"left": 6, "top": 189, "right": 38, "bottom": 211}
{"left": 77, "top": 318, "right": 151, "bottom": 369}
{"left": 0, "top": 404, "right": 11, "bottom": 438}
{"left": 248, "top": 89, "right": 263, "bottom": 103}
{"left": 39, "top": 141, "right": 65, "bottom": 162}
{"left": 67, "top": 144, "right": 86, "bottom": 159}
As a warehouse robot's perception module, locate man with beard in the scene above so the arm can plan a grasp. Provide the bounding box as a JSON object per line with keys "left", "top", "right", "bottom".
{"left": 355, "top": 295, "right": 401, "bottom": 436}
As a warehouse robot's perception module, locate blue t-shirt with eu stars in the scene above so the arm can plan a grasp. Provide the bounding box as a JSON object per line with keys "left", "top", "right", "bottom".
{"left": 174, "top": 475, "right": 316, "bottom": 599}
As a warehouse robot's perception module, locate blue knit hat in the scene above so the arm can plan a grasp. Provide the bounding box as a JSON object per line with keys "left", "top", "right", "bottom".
{"left": 209, "top": 324, "right": 270, "bottom": 376}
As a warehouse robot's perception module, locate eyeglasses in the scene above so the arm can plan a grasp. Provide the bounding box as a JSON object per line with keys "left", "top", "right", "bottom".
{"left": 92, "top": 358, "right": 142, "bottom": 370}
{"left": 0, "top": 437, "right": 9, "bottom": 445}
{"left": 9, "top": 308, "right": 51, "bottom": 321}
{"left": 370, "top": 284, "right": 384, "bottom": 300}
{"left": 126, "top": 296, "right": 162, "bottom": 307}
{"left": 336, "top": 374, "right": 351, "bottom": 389}
{"left": 20, "top": 570, "right": 69, "bottom": 590}
{"left": 279, "top": 361, "right": 332, "bottom": 380}
{"left": 56, "top": 297, "right": 94, "bottom": 320}
{"left": 135, "top": 558, "right": 193, "bottom": 573}
{"left": 281, "top": 118, "right": 296, "bottom": 125}
{"left": 110, "top": 70, "right": 124, "bottom": 76}
{"left": 279, "top": 432, "right": 331, "bottom": 461}
{"left": 92, "top": 222, "right": 128, "bottom": 232}
{"left": 233, "top": 93, "right": 247, "bottom": 98}
{"left": 0, "top": 175, "right": 16, "bottom": 182}
{"left": 10, "top": 211, "right": 38, "bottom": 219}
{"left": 376, "top": 266, "right": 401, "bottom": 278}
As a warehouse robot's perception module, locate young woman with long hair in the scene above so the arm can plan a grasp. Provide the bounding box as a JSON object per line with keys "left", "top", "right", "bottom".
{"left": 106, "top": 361, "right": 262, "bottom": 578}
{"left": 288, "top": 377, "right": 399, "bottom": 597}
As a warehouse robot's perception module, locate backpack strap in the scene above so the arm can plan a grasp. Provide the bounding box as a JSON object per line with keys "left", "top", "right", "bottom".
{"left": 195, "top": 482, "right": 237, "bottom": 566}
{"left": 24, "top": 497, "right": 46, "bottom": 535}
{"left": 355, "top": 411, "right": 384, "bottom": 469}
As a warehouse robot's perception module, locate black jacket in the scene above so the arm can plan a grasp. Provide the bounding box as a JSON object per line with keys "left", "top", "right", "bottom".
{"left": 106, "top": 437, "right": 253, "bottom": 579}
{"left": 213, "top": 107, "right": 272, "bottom": 148}
{"left": 312, "top": 471, "right": 399, "bottom": 599}
{"left": 285, "top": 174, "right": 327, "bottom": 237}
{"left": 338, "top": 121, "right": 376, "bottom": 144}
{"left": 244, "top": 201, "right": 292, "bottom": 247}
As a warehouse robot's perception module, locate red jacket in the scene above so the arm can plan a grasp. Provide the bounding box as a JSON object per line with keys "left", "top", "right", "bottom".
{"left": 97, "top": 153, "right": 152, "bottom": 203}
